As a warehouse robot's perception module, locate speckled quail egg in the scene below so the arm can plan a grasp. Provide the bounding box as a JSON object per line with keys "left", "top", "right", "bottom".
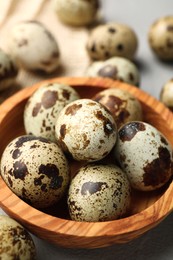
{"left": 24, "top": 82, "right": 80, "bottom": 142}
{"left": 86, "top": 57, "right": 140, "bottom": 86}
{"left": 68, "top": 164, "right": 131, "bottom": 222}
{"left": 86, "top": 22, "right": 138, "bottom": 61}
{"left": 53, "top": 0, "right": 100, "bottom": 26}
{"left": 55, "top": 98, "right": 117, "bottom": 162}
{"left": 0, "top": 48, "right": 18, "bottom": 91}
{"left": 114, "top": 121, "right": 173, "bottom": 191}
{"left": 160, "top": 78, "right": 173, "bottom": 111}
{"left": 7, "top": 20, "right": 60, "bottom": 73}
{"left": 0, "top": 135, "right": 70, "bottom": 208}
{"left": 93, "top": 88, "right": 143, "bottom": 129}
{"left": 0, "top": 215, "right": 36, "bottom": 260}
{"left": 148, "top": 16, "right": 173, "bottom": 60}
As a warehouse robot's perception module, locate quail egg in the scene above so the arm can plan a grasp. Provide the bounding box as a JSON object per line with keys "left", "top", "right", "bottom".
{"left": 24, "top": 82, "right": 80, "bottom": 142}
{"left": 55, "top": 98, "right": 117, "bottom": 162}
{"left": 53, "top": 0, "right": 100, "bottom": 26}
{"left": 86, "top": 57, "right": 140, "bottom": 86}
{"left": 7, "top": 20, "right": 60, "bottom": 73}
{"left": 86, "top": 22, "right": 138, "bottom": 61}
{"left": 68, "top": 164, "right": 131, "bottom": 222}
{"left": 160, "top": 78, "right": 173, "bottom": 111}
{"left": 148, "top": 16, "right": 173, "bottom": 60}
{"left": 114, "top": 121, "right": 173, "bottom": 191}
{"left": 0, "top": 135, "right": 70, "bottom": 208}
{"left": 0, "top": 215, "right": 36, "bottom": 260}
{"left": 93, "top": 88, "right": 143, "bottom": 129}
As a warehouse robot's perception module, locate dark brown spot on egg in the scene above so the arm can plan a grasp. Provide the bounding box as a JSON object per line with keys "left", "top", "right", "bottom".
{"left": 104, "top": 51, "right": 110, "bottom": 58}
{"left": 51, "top": 51, "right": 59, "bottom": 58}
{"left": 8, "top": 176, "right": 13, "bottom": 187}
{"left": 167, "top": 25, "right": 173, "bottom": 32}
{"left": 68, "top": 200, "right": 82, "bottom": 218}
{"left": 98, "top": 95, "right": 129, "bottom": 127}
{"left": 65, "top": 103, "right": 82, "bottom": 116}
{"left": 143, "top": 146, "right": 172, "bottom": 187}
{"left": 160, "top": 136, "right": 168, "bottom": 145}
{"left": 40, "top": 60, "right": 52, "bottom": 66}
{"left": 18, "top": 38, "right": 28, "bottom": 47}
{"left": 98, "top": 65, "right": 118, "bottom": 78}
{"left": 82, "top": 133, "right": 90, "bottom": 149}
{"left": 12, "top": 148, "right": 22, "bottom": 159}
{"left": 95, "top": 110, "right": 115, "bottom": 135}
{"left": 41, "top": 90, "right": 58, "bottom": 109}
{"left": 13, "top": 161, "right": 28, "bottom": 180}
{"left": 113, "top": 179, "right": 123, "bottom": 198}
{"left": 129, "top": 72, "right": 135, "bottom": 82}
{"left": 119, "top": 122, "right": 146, "bottom": 142}
{"left": 62, "top": 89, "right": 70, "bottom": 100}
{"left": 166, "top": 38, "right": 173, "bottom": 48}
{"left": 60, "top": 124, "right": 66, "bottom": 139}
{"left": 81, "top": 181, "right": 108, "bottom": 195}
{"left": 34, "top": 175, "right": 45, "bottom": 186}
{"left": 15, "top": 135, "right": 50, "bottom": 148}
{"left": 119, "top": 153, "right": 126, "bottom": 162}
{"left": 116, "top": 44, "right": 124, "bottom": 51}
{"left": 38, "top": 164, "right": 63, "bottom": 190}
{"left": 32, "top": 102, "right": 42, "bottom": 117}
{"left": 90, "top": 42, "right": 96, "bottom": 52}
{"left": 108, "top": 27, "right": 116, "bottom": 33}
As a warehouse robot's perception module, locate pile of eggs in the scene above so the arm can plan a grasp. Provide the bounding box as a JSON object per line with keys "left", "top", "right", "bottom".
{"left": 1, "top": 82, "right": 173, "bottom": 223}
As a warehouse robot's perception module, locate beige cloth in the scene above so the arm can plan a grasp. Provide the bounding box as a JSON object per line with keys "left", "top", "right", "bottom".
{"left": 0, "top": 0, "right": 92, "bottom": 103}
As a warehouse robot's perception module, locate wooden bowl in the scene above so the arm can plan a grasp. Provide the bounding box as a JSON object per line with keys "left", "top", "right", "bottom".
{"left": 0, "top": 77, "right": 173, "bottom": 248}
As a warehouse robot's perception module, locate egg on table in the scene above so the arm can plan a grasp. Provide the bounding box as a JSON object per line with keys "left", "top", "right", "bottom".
{"left": 53, "top": 0, "right": 100, "bottom": 26}
{"left": 0, "top": 215, "right": 36, "bottom": 260}
{"left": 0, "top": 135, "right": 70, "bottom": 208}
{"left": 160, "top": 78, "right": 173, "bottom": 111}
{"left": 85, "top": 57, "right": 140, "bottom": 86}
{"left": 93, "top": 88, "right": 143, "bottom": 129}
{"left": 55, "top": 98, "right": 117, "bottom": 162}
{"left": 86, "top": 22, "right": 138, "bottom": 61}
{"left": 6, "top": 20, "right": 60, "bottom": 73}
{"left": 114, "top": 121, "right": 173, "bottom": 191}
{"left": 24, "top": 82, "right": 80, "bottom": 142}
{"left": 68, "top": 164, "right": 131, "bottom": 222}
{"left": 148, "top": 16, "right": 173, "bottom": 60}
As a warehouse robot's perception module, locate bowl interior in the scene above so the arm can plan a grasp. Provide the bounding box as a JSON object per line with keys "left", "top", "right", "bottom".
{"left": 0, "top": 77, "right": 173, "bottom": 248}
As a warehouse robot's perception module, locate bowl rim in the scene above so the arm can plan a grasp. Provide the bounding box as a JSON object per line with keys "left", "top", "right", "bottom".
{"left": 0, "top": 77, "right": 173, "bottom": 247}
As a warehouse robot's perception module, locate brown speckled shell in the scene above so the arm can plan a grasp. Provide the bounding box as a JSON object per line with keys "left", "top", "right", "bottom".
{"left": 55, "top": 98, "right": 117, "bottom": 161}
{"left": 0, "top": 135, "right": 70, "bottom": 208}
{"left": 86, "top": 22, "right": 138, "bottom": 61}
{"left": 93, "top": 88, "right": 143, "bottom": 129}
{"left": 148, "top": 16, "right": 173, "bottom": 60}
{"left": 24, "top": 82, "right": 80, "bottom": 141}
{"left": 54, "top": 0, "right": 99, "bottom": 26}
{"left": 114, "top": 121, "right": 173, "bottom": 191}
{"left": 68, "top": 164, "right": 131, "bottom": 222}
{"left": 0, "top": 215, "right": 36, "bottom": 259}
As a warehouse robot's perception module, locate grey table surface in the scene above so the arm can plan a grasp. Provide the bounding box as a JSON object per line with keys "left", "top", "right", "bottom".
{"left": 1, "top": 0, "right": 173, "bottom": 259}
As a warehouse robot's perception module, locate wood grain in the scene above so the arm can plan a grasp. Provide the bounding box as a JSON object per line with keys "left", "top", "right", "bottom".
{"left": 0, "top": 77, "right": 173, "bottom": 248}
